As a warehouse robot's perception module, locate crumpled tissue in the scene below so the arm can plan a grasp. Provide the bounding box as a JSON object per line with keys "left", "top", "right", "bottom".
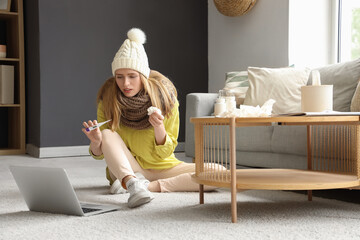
{"left": 217, "top": 99, "right": 276, "bottom": 117}
{"left": 147, "top": 106, "right": 162, "bottom": 116}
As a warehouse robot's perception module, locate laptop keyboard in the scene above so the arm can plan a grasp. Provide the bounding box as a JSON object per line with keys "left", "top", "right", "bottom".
{"left": 82, "top": 207, "right": 101, "bottom": 213}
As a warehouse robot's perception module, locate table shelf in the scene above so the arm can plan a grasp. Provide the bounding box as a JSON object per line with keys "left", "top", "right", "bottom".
{"left": 192, "top": 169, "right": 360, "bottom": 190}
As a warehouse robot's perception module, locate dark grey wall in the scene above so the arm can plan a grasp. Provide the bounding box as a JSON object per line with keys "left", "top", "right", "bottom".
{"left": 25, "top": 0, "right": 208, "bottom": 147}
{"left": 24, "top": 0, "right": 40, "bottom": 147}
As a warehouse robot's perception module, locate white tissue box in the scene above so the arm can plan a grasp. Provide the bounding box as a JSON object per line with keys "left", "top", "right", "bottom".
{"left": 301, "top": 85, "right": 333, "bottom": 112}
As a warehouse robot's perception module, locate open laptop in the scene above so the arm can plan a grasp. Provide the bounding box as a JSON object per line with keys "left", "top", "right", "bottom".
{"left": 10, "top": 165, "right": 120, "bottom": 216}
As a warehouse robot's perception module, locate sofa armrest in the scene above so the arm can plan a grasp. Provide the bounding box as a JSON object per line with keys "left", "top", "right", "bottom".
{"left": 185, "top": 93, "right": 218, "bottom": 157}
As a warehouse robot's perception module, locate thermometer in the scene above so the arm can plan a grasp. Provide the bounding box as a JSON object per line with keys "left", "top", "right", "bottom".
{"left": 85, "top": 119, "right": 111, "bottom": 132}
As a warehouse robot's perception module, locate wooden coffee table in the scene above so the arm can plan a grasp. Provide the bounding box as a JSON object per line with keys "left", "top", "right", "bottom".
{"left": 190, "top": 116, "right": 360, "bottom": 223}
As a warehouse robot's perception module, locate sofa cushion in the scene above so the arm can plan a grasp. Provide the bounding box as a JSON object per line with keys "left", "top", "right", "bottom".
{"left": 201, "top": 125, "right": 273, "bottom": 153}
{"left": 244, "top": 67, "right": 310, "bottom": 114}
{"left": 236, "top": 151, "right": 307, "bottom": 169}
{"left": 271, "top": 126, "right": 307, "bottom": 156}
{"left": 225, "top": 71, "right": 249, "bottom": 87}
{"left": 236, "top": 126, "right": 273, "bottom": 152}
{"left": 223, "top": 71, "right": 249, "bottom": 106}
{"left": 351, "top": 81, "right": 360, "bottom": 111}
{"left": 309, "top": 58, "right": 360, "bottom": 112}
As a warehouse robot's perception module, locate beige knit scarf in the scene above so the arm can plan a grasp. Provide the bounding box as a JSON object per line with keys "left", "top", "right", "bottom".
{"left": 118, "top": 89, "right": 152, "bottom": 130}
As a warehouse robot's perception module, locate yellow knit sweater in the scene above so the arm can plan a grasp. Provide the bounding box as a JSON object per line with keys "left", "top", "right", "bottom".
{"left": 89, "top": 100, "right": 182, "bottom": 182}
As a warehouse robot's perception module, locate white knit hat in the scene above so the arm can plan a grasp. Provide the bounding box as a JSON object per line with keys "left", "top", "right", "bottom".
{"left": 111, "top": 28, "right": 150, "bottom": 78}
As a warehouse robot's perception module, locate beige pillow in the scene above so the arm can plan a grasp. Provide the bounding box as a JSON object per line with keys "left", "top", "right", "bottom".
{"left": 244, "top": 67, "right": 310, "bottom": 114}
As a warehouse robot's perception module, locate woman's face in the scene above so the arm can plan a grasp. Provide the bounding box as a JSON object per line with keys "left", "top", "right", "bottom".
{"left": 115, "top": 69, "right": 143, "bottom": 97}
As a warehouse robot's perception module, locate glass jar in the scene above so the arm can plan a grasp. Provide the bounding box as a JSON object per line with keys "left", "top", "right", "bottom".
{"left": 214, "top": 97, "right": 226, "bottom": 116}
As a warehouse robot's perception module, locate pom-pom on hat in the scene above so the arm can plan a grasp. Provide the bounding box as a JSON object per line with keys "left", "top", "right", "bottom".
{"left": 111, "top": 28, "right": 150, "bottom": 78}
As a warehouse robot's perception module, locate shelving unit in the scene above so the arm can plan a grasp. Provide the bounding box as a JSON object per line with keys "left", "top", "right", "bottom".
{"left": 0, "top": 0, "right": 25, "bottom": 155}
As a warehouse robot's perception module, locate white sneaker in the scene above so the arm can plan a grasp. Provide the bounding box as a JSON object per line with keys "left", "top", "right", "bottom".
{"left": 134, "top": 172, "right": 150, "bottom": 188}
{"left": 109, "top": 179, "right": 127, "bottom": 194}
{"left": 109, "top": 172, "right": 149, "bottom": 194}
{"left": 126, "top": 178, "right": 154, "bottom": 208}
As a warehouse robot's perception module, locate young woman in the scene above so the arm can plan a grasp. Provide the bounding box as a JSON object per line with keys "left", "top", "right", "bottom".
{"left": 82, "top": 28, "right": 216, "bottom": 208}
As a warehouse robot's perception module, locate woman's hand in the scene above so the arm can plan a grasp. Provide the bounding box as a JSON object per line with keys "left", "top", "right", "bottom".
{"left": 82, "top": 120, "right": 103, "bottom": 155}
{"left": 82, "top": 120, "right": 102, "bottom": 143}
{"left": 148, "top": 112, "right": 164, "bottom": 128}
{"left": 149, "top": 112, "right": 166, "bottom": 145}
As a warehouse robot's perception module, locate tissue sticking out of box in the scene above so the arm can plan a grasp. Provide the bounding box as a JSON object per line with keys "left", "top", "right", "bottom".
{"left": 218, "top": 99, "right": 276, "bottom": 117}
{"left": 312, "top": 70, "right": 321, "bottom": 86}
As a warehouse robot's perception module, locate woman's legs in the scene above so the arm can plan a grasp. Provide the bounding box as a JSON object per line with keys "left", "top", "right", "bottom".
{"left": 101, "top": 129, "right": 153, "bottom": 207}
{"left": 146, "top": 162, "right": 220, "bottom": 192}
{"left": 101, "top": 129, "right": 222, "bottom": 193}
{"left": 101, "top": 129, "right": 143, "bottom": 185}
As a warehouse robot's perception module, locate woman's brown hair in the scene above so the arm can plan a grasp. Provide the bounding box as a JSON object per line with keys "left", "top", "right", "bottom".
{"left": 97, "top": 70, "right": 178, "bottom": 131}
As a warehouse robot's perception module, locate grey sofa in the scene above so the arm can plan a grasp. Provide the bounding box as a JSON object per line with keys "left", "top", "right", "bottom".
{"left": 185, "top": 59, "right": 360, "bottom": 169}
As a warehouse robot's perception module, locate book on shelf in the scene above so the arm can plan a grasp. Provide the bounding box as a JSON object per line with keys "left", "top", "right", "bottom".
{"left": 0, "top": 0, "right": 12, "bottom": 12}
{"left": 279, "top": 110, "right": 360, "bottom": 116}
{"left": 0, "top": 64, "right": 14, "bottom": 104}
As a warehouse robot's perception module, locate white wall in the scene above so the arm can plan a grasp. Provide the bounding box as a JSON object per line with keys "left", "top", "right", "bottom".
{"left": 208, "top": 0, "right": 290, "bottom": 93}
{"left": 208, "top": 0, "right": 337, "bottom": 93}
{"left": 288, "top": 0, "right": 336, "bottom": 68}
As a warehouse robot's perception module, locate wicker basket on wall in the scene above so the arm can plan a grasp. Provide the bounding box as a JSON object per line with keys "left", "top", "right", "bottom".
{"left": 214, "top": 0, "right": 257, "bottom": 17}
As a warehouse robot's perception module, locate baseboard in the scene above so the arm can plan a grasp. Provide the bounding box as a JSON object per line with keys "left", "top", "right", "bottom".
{"left": 26, "top": 142, "right": 185, "bottom": 158}
{"left": 26, "top": 144, "right": 90, "bottom": 158}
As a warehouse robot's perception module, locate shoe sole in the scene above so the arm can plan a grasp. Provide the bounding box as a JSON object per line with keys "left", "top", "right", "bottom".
{"left": 128, "top": 192, "right": 154, "bottom": 208}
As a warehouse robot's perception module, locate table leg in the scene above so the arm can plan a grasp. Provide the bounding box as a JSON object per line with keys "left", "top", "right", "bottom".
{"left": 307, "top": 190, "right": 312, "bottom": 201}
{"left": 230, "top": 117, "right": 237, "bottom": 223}
{"left": 231, "top": 185, "right": 237, "bottom": 223}
{"left": 307, "top": 125, "right": 313, "bottom": 202}
{"left": 195, "top": 122, "right": 204, "bottom": 204}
